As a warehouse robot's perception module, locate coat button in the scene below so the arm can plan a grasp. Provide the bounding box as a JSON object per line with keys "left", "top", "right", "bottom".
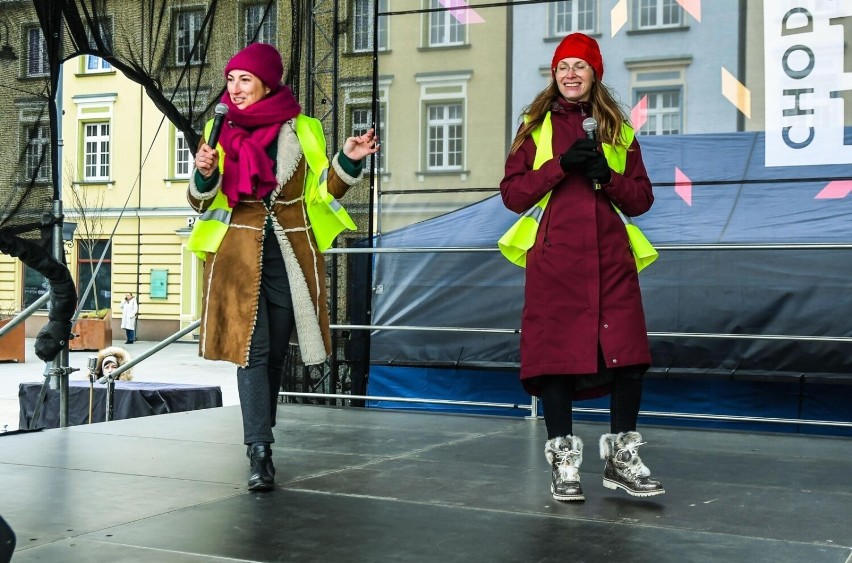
{"left": 603, "top": 323, "right": 609, "bottom": 329}
{"left": 612, "top": 359, "right": 618, "bottom": 364}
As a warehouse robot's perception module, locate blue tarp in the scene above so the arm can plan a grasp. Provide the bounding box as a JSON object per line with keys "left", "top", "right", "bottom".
{"left": 367, "top": 130, "right": 852, "bottom": 432}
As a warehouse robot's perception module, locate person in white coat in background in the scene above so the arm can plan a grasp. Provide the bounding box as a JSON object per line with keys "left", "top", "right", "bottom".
{"left": 120, "top": 292, "right": 138, "bottom": 344}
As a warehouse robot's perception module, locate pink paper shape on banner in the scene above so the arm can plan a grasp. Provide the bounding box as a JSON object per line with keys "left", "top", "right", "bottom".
{"left": 438, "top": 0, "right": 485, "bottom": 24}
{"left": 675, "top": 0, "right": 701, "bottom": 22}
{"left": 631, "top": 96, "right": 648, "bottom": 131}
{"left": 675, "top": 167, "right": 692, "bottom": 206}
{"left": 815, "top": 180, "right": 852, "bottom": 199}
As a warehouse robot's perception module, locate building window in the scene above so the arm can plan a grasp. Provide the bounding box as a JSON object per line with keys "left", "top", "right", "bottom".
{"left": 77, "top": 240, "right": 112, "bottom": 312}
{"left": 84, "top": 122, "right": 111, "bottom": 181}
{"left": 416, "top": 72, "right": 469, "bottom": 173}
{"left": 353, "top": 0, "right": 388, "bottom": 52}
{"left": 26, "top": 27, "right": 49, "bottom": 78}
{"left": 426, "top": 103, "right": 463, "bottom": 170}
{"left": 174, "top": 128, "right": 191, "bottom": 178}
{"left": 350, "top": 104, "right": 385, "bottom": 173}
{"left": 428, "top": 0, "right": 465, "bottom": 47}
{"left": 634, "top": 0, "right": 683, "bottom": 30}
{"left": 637, "top": 89, "right": 681, "bottom": 135}
{"left": 23, "top": 124, "right": 50, "bottom": 183}
{"left": 343, "top": 79, "right": 390, "bottom": 174}
{"left": 549, "top": 0, "right": 596, "bottom": 36}
{"left": 243, "top": 3, "right": 276, "bottom": 46}
{"left": 628, "top": 59, "right": 688, "bottom": 135}
{"left": 85, "top": 55, "right": 112, "bottom": 73}
{"left": 84, "top": 18, "right": 113, "bottom": 73}
{"left": 175, "top": 9, "right": 206, "bottom": 65}
{"left": 23, "top": 266, "right": 50, "bottom": 310}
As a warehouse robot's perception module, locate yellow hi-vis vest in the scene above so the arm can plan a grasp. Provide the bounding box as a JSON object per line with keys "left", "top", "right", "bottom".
{"left": 294, "top": 115, "right": 357, "bottom": 252}
{"left": 186, "top": 115, "right": 356, "bottom": 260}
{"left": 497, "top": 112, "right": 658, "bottom": 272}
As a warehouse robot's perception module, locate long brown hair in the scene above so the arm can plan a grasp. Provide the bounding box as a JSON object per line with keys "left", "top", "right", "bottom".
{"left": 510, "top": 76, "right": 631, "bottom": 154}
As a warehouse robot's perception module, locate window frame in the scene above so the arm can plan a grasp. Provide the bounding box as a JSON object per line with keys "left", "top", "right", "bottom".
{"left": 242, "top": 2, "right": 277, "bottom": 46}
{"left": 425, "top": 0, "right": 466, "bottom": 48}
{"left": 23, "top": 122, "right": 51, "bottom": 184}
{"left": 163, "top": 88, "right": 205, "bottom": 180}
{"left": 634, "top": 87, "right": 683, "bottom": 136}
{"left": 416, "top": 72, "right": 470, "bottom": 174}
{"left": 633, "top": 0, "right": 684, "bottom": 31}
{"left": 76, "top": 239, "right": 112, "bottom": 313}
{"left": 424, "top": 102, "right": 464, "bottom": 171}
{"left": 343, "top": 79, "right": 390, "bottom": 176}
{"left": 83, "top": 121, "right": 111, "bottom": 182}
{"left": 548, "top": 0, "right": 597, "bottom": 36}
{"left": 25, "top": 26, "right": 49, "bottom": 78}
{"left": 22, "top": 265, "right": 50, "bottom": 310}
{"left": 174, "top": 8, "right": 206, "bottom": 66}
{"left": 173, "top": 127, "right": 192, "bottom": 178}
{"left": 352, "top": 0, "right": 389, "bottom": 53}
{"left": 84, "top": 55, "right": 112, "bottom": 74}
{"left": 627, "top": 58, "right": 689, "bottom": 135}
{"left": 349, "top": 102, "right": 386, "bottom": 175}
{"left": 83, "top": 16, "right": 114, "bottom": 74}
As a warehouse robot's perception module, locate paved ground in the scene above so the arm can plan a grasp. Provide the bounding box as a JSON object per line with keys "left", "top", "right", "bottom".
{"left": 0, "top": 338, "right": 238, "bottom": 432}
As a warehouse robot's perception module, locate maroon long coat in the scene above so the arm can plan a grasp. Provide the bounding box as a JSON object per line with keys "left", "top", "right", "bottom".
{"left": 500, "top": 98, "right": 654, "bottom": 398}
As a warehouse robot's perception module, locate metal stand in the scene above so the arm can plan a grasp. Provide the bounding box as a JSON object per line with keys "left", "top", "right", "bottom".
{"left": 105, "top": 378, "right": 116, "bottom": 421}
{"left": 87, "top": 355, "right": 97, "bottom": 423}
{"left": 99, "top": 320, "right": 201, "bottom": 423}
{"left": 28, "top": 363, "right": 78, "bottom": 430}
{"left": 525, "top": 396, "right": 540, "bottom": 420}
{"left": 51, "top": 199, "right": 72, "bottom": 427}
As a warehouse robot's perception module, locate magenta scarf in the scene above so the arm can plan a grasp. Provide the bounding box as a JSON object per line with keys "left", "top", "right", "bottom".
{"left": 218, "top": 86, "right": 302, "bottom": 207}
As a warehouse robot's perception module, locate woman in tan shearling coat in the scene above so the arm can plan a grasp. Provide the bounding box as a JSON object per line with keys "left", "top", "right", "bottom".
{"left": 189, "top": 43, "right": 377, "bottom": 491}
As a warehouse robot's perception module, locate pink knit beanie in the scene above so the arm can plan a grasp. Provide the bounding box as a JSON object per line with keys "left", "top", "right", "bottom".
{"left": 551, "top": 33, "right": 604, "bottom": 80}
{"left": 224, "top": 43, "right": 284, "bottom": 91}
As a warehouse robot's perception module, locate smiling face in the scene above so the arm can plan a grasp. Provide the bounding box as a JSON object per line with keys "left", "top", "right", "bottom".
{"left": 554, "top": 57, "right": 594, "bottom": 103}
{"left": 226, "top": 70, "right": 271, "bottom": 109}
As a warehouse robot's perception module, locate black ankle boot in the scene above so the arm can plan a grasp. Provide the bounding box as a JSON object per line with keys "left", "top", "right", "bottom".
{"left": 247, "top": 443, "right": 275, "bottom": 491}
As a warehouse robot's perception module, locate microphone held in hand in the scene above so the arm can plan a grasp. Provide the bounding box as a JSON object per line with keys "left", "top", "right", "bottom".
{"left": 582, "top": 117, "right": 598, "bottom": 141}
{"left": 207, "top": 103, "right": 229, "bottom": 149}
{"left": 581, "top": 117, "right": 601, "bottom": 190}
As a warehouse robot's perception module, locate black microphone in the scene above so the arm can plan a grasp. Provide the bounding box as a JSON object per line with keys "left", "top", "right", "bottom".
{"left": 581, "top": 117, "right": 601, "bottom": 190}
{"left": 207, "top": 103, "right": 229, "bottom": 148}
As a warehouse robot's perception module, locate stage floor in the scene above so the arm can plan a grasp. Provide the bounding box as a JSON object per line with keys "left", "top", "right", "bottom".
{"left": 0, "top": 404, "right": 850, "bottom": 562}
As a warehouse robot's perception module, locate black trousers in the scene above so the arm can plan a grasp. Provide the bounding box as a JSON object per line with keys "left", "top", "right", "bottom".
{"left": 539, "top": 348, "right": 646, "bottom": 439}
{"left": 237, "top": 235, "right": 295, "bottom": 445}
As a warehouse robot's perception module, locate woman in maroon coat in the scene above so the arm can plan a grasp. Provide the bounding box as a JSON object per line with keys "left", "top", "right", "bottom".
{"left": 500, "top": 33, "right": 664, "bottom": 502}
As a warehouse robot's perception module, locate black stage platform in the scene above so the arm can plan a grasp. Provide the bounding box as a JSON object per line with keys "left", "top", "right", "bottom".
{"left": 0, "top": 404, "right": 849, "bottom": 562}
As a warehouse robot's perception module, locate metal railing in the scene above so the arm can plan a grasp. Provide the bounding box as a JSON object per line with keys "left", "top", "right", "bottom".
{"left": 8, "top": 241, "right": 850, "bottom": 431}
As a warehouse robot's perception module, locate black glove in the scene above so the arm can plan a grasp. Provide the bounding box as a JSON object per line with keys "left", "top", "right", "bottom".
{"left": 559, "top": 138, "right": 598, "bottom": 172}
{"left": 584, "top": 151, "right": 612, "bottom": 185}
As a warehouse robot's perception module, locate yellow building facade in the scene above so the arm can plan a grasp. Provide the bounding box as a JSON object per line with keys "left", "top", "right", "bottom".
{"left": 0, "top": 54, "right": 202, "bottom": 340}
{"left": 0, "top": 0, "right": 373, "bottom": 343}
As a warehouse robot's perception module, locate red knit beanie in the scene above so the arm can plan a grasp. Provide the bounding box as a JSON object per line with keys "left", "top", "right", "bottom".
{"left": 551, "top": 33, "right": 603, "bottom": 80}
{"left": 224, "top": 43, "right": 284, "bottom": 92}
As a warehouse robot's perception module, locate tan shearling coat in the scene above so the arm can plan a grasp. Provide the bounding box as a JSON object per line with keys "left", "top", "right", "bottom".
{"left": 187, "top": 118, "right": 362, "bottom": 367}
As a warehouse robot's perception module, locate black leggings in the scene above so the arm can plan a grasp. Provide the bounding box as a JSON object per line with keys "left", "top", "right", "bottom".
{"left": 237, "top": 236, "right": 295, "bottom": 445}
{"left": 539, "top": 366, "right": 645, "bottom": 439}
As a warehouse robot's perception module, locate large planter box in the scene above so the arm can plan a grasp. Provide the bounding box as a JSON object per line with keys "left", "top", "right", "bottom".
{"left": 70, "top": 310, "right": 113, "bottom": 351}
{"left": 0, "top": 318, "right": 26, "bottom": 363}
